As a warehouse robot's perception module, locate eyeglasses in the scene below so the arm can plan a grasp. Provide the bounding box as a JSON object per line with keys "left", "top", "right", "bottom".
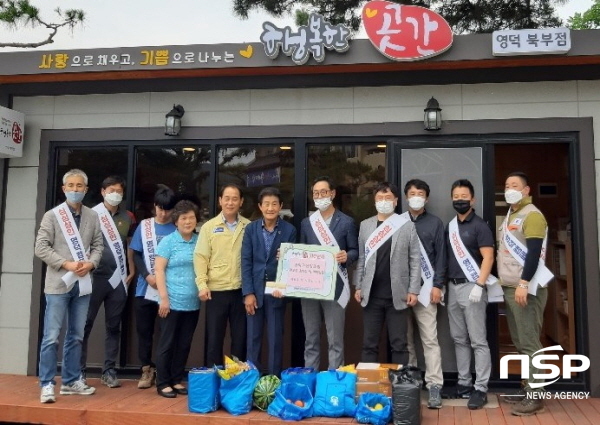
{"left": 312, "top": 190, "right": 331, "bottom": 198}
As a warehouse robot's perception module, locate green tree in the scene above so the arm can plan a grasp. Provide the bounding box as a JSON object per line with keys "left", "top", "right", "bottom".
{"left": 438, "top": 0, "right": 565, "bottom": 34}
{"left": 233, "top": 0, "right": 565, "bottom": 33}
{"left": 0, "top": 0, "right": 84, "bottom": 48}
{"left": 568, "top": 0, "right": 600, "bottom": 29}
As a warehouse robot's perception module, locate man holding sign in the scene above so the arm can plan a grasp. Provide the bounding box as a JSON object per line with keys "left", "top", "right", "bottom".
{"left": 353, "top": 182, "right": 421, "bottom": 366}
{"left": 130, "top": 185, "right": 177, "bottom": 389}
{"left": 403, "top": 179, "right": 446, "bottom": 409}
{"left": 35, "top": 169, "right": 103, "bottom": 403}
{"left": 242, "top": 187, "right": 296, "bottom": 376}
{"left": 498, "top": 172, "right": 551, "bottom": 416}
{"left": 300, "top": 176, "right": 358, "bottom": 370}
{"left": 445, "top": 179, "right": 494, "bottom": 410}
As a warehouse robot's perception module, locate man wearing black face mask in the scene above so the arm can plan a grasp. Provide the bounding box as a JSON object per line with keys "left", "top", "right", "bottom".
{"left": 445, "top": 179, "right": 494, "bottom": 410}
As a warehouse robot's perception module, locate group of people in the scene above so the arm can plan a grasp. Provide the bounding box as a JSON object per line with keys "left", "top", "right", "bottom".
{"left": 34, "top": 168, "right": 549, "bottom": 417}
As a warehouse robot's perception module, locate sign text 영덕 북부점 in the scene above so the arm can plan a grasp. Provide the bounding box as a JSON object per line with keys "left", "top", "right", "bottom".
{"left": 493, "top": 28, "right": 571, "bottom": 56}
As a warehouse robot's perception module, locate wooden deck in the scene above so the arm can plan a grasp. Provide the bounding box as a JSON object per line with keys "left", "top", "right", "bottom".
{"left": 0, "top": 374, "right": 598, "bottom": 425}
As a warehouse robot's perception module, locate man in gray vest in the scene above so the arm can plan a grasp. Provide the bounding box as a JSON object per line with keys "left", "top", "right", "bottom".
{"left": 498, "top": 172, "right": 549, "bottom": 416}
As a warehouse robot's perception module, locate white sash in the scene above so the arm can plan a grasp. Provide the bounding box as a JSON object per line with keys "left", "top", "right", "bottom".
{"left": 448, "top": 217, "right": 504, "bottom": 303}
{"left": 52, "top": 203, "right": 92, "bottom": 296}
{"left": 141, "top": 218, "right": 159, "bottom": 302}
{"left": 93, "top": 203, "right": 128, "bottom": 291}
{"left": 502, "top": 209, "right": 553, "bottom": 295}
{"left": 364, "top": 213, "right": 409, "bottom": 265}
{"left": 309, "top": 211, "right": 349, "bottom": 308}
{"left": 400, "top": 212, "right": 436, "bottom": 307}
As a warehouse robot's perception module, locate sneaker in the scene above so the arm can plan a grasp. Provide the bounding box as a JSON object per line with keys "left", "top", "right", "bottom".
{"left": 456, "top": 384, "right": 473, "bottom": 399}
{"left": 138, "top": 365, "right": 156, "bottom": 389}
{"left": 101, "top": 369, "right": 121, "bottom": 388}
{"left": 427, "top": 385, "right": 443, "bottom": 409}
{"left": 512, "top": 398, "right": 545, "bottom": 416}
{"left": 502, "top": 387, "right": 528, "bottom": 404}
{"left": 60, "top": 379, "right": 96, "bottom": 395}
{"left": 467, "top": 390, "right": 488, "bottom": 410}
{"left": 40, "top": 383, "right": 56, "bottom": 403}
{"left": 79, "top": 371, "right": 89, "bottom": 387}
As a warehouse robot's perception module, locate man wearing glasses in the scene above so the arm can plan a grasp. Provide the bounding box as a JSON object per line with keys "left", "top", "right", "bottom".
{"left": 299, "top": 176, "right": 358, "bottom": 370}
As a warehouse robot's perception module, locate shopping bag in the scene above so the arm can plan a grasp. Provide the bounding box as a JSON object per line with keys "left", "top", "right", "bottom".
{"left": 281, "top": 367, "right": 317, "bottom": 395}
{"left": 219, "top": 362, "right": 260, "bottom": 415}
{"left": 355, "top": 392, "right": 392, "bottom": 425}
{"left": 313, "top": 370, "right": 357, "bottom": 417}
{"left": 188, "top": 367, "right": 220, "bottom": 413}
{"left": 267, "top": 382, "right": 314, "bottom": 421}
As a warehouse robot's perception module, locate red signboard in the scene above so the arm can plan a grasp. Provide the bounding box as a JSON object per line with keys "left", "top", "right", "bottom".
{"left": 362, "top": 1, "right": 453, "bottom": 61}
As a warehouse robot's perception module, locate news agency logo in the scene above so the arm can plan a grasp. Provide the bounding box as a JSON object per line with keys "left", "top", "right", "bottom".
{"left": 500, "top": 345, "right": 591, "bottom": 400}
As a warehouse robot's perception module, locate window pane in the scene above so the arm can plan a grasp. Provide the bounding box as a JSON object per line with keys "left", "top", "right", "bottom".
{"left": 135, "top": 146, "right": 211, "bottom": 225}
{"left": 55, "top": 147, "right": 129, "bottom": 207}
{"left": 217, "top": 145, "right": 295, "bottom": 221}
{"left": 307, "top": 144, "right": 386, "bottom": 223}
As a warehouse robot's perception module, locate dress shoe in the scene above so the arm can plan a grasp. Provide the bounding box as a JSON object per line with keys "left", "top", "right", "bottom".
{"left": 173, "top": 385, "right": 188, "bottom": 395}
{"left": 157, "top": 387, "right": 177, "bottom": 398}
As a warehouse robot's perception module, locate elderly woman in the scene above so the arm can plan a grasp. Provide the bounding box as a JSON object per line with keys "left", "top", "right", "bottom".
{"left": 154, "top": 200, "right": 201, "bottom": 398}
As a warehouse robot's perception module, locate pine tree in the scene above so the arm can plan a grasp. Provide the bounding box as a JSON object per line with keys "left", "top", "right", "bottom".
{"left": 233, "top": 0, "right": 565, "bottom": 33}
{"left": 0, "top": 0, "right": 84, "bottom": 48}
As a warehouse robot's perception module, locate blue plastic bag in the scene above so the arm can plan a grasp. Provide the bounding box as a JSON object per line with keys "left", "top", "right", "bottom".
{"left": 281, "top": 367, "right": 317, "bottom": 395}
{"left": 188, "top": 367, "right": 220, "bottom": 413}
{"left": 355, "top": 393, "right": 392, "bottom": 425}
{"left": 267, "top": 382, "right": 314, "bottom": 421}
{"left": 219, "top": 363, "right": 260, "bottom": 416}
{"left": 313, "top": 370, "right": 357, "bottom": 417}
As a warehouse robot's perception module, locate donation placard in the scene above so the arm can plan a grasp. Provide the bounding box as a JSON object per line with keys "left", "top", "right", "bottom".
{"left": 266, "top": 243, "right": 339, "bottom": 300}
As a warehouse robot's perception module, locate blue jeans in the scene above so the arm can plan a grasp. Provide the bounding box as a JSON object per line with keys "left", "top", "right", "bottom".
{"left": 39, "top": 284, "right": 90, "bottom": 387}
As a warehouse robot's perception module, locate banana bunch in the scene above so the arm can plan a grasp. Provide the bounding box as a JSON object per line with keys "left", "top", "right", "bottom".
{"left": 337, "top": 364, "right": 357, "bottom": 373}
{"left": 217, "top": 355, "right": 251, "bottom": 380}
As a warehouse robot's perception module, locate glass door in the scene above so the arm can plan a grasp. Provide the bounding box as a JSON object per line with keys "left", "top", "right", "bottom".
{"left": 396, "top": 146, "right": 486, "bottom": 376}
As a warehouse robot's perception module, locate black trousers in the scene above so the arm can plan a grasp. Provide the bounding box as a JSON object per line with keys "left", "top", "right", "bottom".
{"left": 362, "top": 296, "right": 409, "bottom": 365}
{"left": 81, "top": 278, "right": 127, "bottom": 373}
{"left": 205, "top": 289, "right": 246, "bottom": 367}
{"left": 135, "top": 296, "right": 159, "bottom": 368}
{"left": 155, "top": 309, "right": 199, "bottom": 390}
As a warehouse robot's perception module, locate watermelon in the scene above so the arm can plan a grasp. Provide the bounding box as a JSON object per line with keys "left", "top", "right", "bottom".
{"left": 253, "top": 375, "right": 281, "bottom": 411}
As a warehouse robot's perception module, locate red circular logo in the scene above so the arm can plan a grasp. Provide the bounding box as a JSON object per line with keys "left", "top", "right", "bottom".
{"left": 362, "top": 2, "right": 453, "bottom": 61}
{"left": 12, "top": 122, "right": 22, "bottom": 144}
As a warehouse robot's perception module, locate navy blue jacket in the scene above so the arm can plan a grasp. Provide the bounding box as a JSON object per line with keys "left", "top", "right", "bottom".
{"left": 241, "top": 218, "right": 297, "bottom": 308}
{"left": 300, "top": 209, "right": 359, "bottom": 300}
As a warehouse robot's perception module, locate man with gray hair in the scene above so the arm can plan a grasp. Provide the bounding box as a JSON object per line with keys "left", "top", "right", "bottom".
{"left": 35, "top": 169, "right": 103, "bottom": 403}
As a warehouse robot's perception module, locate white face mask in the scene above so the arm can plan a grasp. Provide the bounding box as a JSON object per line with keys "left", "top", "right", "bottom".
{"left": 504, "top": 189, "right": 523, "bottom": 205}
{"left": 375, "top": 200, "right": 395, "bottom": 215}
{"left": 407, "top": 196, "right": 426, "bottom": 210}
{"left": 314, "top": 197, "right": 332, "bottom": 212}
{"left": 104, "top": 192, "right": 123, "bottom": 207}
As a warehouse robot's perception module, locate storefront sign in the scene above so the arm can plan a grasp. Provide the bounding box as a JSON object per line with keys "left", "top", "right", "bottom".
{"left": 246, "top": 167, "right": 281, "bottom": 187}
{"left": 362, "top": 1, "right": 453, "bottom": 61}
{"left": 493, "top": 28, "right": 571, "bottom": 56}
{"left": 0, "top": 105, "right": 24, "bottom": 158}
{"left": 260, "top": 13, "right": 351, "bottom": 65}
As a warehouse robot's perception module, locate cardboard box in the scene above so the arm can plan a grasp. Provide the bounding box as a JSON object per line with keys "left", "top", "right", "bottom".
{"left": 356, "top": 381, "right": 392, "bottom": 397}
{"left": 355, "top": 362, "right": 401, "bottom": 383}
